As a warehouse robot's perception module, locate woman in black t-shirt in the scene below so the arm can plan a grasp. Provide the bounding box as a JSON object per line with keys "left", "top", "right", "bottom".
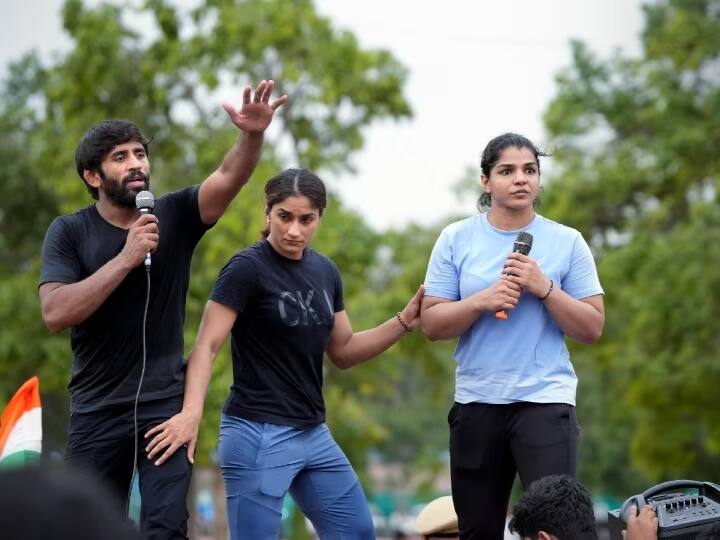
{"left": 146, "top": 168, "right": 423, "bottom": 539}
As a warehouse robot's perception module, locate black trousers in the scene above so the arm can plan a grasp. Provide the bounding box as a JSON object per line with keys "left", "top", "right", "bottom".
{"left": 448, "top": 401, "right": 579, "bottom": 540}
{"left": 66, "top": 396, "right": 192, "bottom": 540}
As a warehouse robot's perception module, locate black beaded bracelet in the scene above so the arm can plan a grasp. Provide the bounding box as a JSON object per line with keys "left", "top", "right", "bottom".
{"left": 396, "top": 312, "right": 412, "bottom": 333}
{"left": 540, "top": 279, "right": 554, "bottom": 301}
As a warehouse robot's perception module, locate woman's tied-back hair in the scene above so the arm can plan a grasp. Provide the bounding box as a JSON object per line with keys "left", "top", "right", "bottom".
{"left": 75, "top": 120, "right": 150, "bottom": 200}
{"left": 261, "top": 168, "right": 327, "bottom": 239}
{"left": 478, "top": 132, "right": 548, "bottom": 211}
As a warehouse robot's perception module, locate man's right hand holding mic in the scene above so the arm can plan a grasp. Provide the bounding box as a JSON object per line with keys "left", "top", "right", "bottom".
{"left": 119, "top": 212, "right": 159, "bottom": 269}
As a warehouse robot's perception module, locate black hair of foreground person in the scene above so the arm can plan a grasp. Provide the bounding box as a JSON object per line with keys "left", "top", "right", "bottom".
{"left": 0, "top": 464, "right": 139, "bottom": 540}
{"left": 509, "top": 474, "right": 598, "bottom": 540}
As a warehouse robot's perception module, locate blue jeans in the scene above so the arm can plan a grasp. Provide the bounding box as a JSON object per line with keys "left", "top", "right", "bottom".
{"left": 219, "top": 415, "right": 375, "bottom": 540}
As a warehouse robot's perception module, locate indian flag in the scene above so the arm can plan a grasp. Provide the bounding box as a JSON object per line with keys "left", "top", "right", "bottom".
{"left": 0, "top": 376, "right": 42, "bottom": 467}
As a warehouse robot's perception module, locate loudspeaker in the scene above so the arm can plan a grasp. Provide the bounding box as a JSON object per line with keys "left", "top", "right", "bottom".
{"left": 608, "top": 480, "right": 720, "bottom": 539}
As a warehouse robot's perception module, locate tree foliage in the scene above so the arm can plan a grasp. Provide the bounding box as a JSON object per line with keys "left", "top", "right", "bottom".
{"left": 542, "top": 0, "right": 720, "bottom": 488}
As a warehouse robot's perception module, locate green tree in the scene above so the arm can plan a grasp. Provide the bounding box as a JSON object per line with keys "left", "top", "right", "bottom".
{"left": 542, "top": 0, "right": 720, "bottom": 490}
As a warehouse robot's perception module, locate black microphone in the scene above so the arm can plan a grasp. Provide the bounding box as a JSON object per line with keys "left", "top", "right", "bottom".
{"left": 135, "top": 191, "right": 155, "bottom": 268}
{"left": 495, "top": 231, "right": 534, "bottom": 320}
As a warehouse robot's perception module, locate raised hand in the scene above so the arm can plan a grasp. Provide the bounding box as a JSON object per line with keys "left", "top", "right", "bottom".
{"left": 222, "top": 79, "right": 288, "bottom": 134}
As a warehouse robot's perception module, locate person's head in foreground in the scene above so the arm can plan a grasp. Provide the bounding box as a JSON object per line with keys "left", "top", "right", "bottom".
{"left": 0, "top": 464, "right": 139, "bottom": 540}
{"left": 508, "top": 474, "right": 598, "bottom": 540}
{"left": 416, "top": 495, "right": 460, "bottom": 539}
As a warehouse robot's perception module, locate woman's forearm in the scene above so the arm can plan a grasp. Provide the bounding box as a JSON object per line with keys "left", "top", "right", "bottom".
{"left": 330, "top": 316, "right": 409, "bottom": 369}
{"left": 180, "top": 343, "right": 216, "bottom": 420}
{"left": 543, "top": 290, "right": 604, "bottom": 344}
{"left": 421, "top": 294, "right": 486, "bottom": 341}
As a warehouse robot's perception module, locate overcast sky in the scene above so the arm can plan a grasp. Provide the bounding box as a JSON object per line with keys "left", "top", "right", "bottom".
{"left": 3, "top": 0, "right": 646, "bottom": 230}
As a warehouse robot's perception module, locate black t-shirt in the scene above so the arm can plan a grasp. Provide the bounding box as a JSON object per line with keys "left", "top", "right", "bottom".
{"left": 40, "top": 187, "right": 210, "bottom": 412}
{"left": 210, "top": 240, "right": 344, "bottom": 428}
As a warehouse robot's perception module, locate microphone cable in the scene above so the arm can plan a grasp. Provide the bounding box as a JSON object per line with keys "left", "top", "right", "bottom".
{"left": 127, "top": 263, "right": 151, "bottom": 516}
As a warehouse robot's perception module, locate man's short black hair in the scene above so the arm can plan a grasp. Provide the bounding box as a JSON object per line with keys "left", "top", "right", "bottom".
{"left": 75, "top": 120, "right": 150, "bottom": 200}
{"left": 508, "top": 474, "right": 598, "bottom": 540}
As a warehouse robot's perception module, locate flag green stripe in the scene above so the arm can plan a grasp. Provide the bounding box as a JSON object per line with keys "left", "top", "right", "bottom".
{"left": 0, "top": 450, "right": 40, "bottom": 468}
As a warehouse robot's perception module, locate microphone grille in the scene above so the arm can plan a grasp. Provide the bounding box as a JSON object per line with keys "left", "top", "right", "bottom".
{"left": 514, "top": 232, "right": 533, "bottom": 255}
{"left": 135, "top": 190, "right": 155, "bottom": 211}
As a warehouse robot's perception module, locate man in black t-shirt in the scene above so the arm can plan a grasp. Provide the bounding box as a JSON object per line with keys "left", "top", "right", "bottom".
{"left": 39, "top": 80, "right": 287, "bottom": 540}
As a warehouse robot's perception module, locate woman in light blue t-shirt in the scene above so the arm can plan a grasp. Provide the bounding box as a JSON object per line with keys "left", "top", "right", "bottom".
{"left": 421, "top": 133, "right": 604, "bottom": 540}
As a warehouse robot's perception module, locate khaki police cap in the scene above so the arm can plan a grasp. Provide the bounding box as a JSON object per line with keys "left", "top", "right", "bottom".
{"left": 416, "top": 495, "right": 459, "bottom": 535}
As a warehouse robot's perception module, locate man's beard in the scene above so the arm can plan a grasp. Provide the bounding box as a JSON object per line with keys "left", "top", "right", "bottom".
{"left": 100, "top": 169, "right": 150, "bottom": 208}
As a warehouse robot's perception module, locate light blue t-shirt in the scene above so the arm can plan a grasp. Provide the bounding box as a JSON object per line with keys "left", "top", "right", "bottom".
{"left": 423, "top": 213, "right": 603, "bottom": 406}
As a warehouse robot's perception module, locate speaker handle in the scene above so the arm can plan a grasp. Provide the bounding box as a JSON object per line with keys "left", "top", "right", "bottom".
{"left": 620, "top": 480, "right": 703, "bottom": 522}
{"left": 642, "top": 479, "right": 703, "bottom": 499}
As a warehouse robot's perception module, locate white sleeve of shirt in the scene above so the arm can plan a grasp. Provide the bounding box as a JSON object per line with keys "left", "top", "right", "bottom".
{"left": 562, "top": 233, "right": 604, "bottom": 300}
{"left": 423, "top": 227, "right": 461, "bottom": 300}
